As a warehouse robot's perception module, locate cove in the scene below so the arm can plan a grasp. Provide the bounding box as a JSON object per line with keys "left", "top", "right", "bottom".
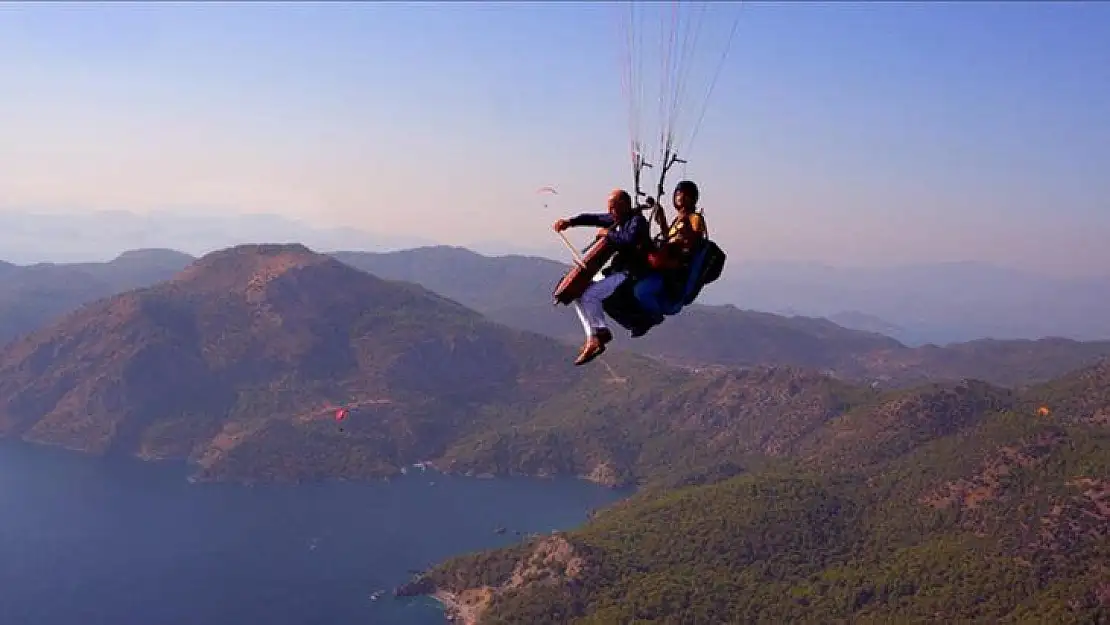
{"left": 0, "top": 441, "right": 630, "bottom": 625}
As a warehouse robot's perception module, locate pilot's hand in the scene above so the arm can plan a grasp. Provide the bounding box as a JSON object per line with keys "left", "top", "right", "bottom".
{"left": 553, "top": 219, "right": 570, "bottom": 232}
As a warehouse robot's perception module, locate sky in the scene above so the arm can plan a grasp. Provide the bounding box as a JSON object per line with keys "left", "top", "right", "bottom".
{"left": 1, "top": 1, "right": 1108, "bottom": 277}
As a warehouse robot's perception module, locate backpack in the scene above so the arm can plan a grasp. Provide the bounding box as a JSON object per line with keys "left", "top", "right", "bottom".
{"left": 681, "top": 237, "right": 726, "bottom": 305}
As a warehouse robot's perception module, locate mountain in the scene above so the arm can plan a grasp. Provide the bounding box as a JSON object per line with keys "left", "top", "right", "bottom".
{"left": 434, "top": 365, "right": 870, "bottom": 488}
{"left": 476, "top": 306, "right": 1110, "bottom": 390}
{"left": 337, "top": 249, "right": 1110, "bottom": 344}
{"left": 0, "top": 249, "right": 195, "bottom": 345}
{"left": 0, "top": 243, "right": 643, "bottom": 482}
{"left": 826, "top": 310, "right": 905, "bottom": 337}
{"left": 566, "top": 306, "right": 904, "bottom": 368}
{"left": 0, "top": 245, "right": 544, "bottom": 347}
{"left": 706, "top": 259, "right": 1110, "bottom": 345}
{"left": 407, "top": 365, "right": 1110, "bottom": 624}
{"left": 332, "top": 247, "right": 1110, "bottom": 387}
{"left": 0, "top": 209, "right": 435, "bottom": 265}
{"left": 331, "top": 246, "right": 566, "bottom": 312}
{"left": 231, "top": 249, "right": 917, "bottom": 377}
{"left": 82, "top": 248, "right": 198, "bottom": 291}
{"left": 860, "top": 337, "right": 1110, "bottom": 389}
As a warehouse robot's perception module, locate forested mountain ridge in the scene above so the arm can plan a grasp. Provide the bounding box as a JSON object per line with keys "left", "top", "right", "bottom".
{"left": 408, "top": 364, "right": 1110, "bottom": 624}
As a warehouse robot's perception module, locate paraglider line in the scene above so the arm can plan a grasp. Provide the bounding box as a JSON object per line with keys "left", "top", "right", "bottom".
{"left": 684, "top": 5, "right": 742, "bottom": 156}
{"left": 667, "top": 1, "right": 710, "bottom": 148}
{"left": 599, "top": 358, "right": 628, "bottom": 384}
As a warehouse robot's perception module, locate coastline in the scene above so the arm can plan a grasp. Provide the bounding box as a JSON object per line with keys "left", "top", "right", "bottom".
{"left": 432, "top": 590, "right": 481, "bottom": 625}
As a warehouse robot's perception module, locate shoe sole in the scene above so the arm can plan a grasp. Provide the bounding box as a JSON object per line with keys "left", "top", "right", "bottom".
{"left": 574, "top": 344, "right": 607, "bottom": 366}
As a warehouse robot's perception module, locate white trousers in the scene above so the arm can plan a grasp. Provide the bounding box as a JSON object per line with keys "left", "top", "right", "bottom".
{"left": 572, "top": 273, "right": 626, "bottom": 337}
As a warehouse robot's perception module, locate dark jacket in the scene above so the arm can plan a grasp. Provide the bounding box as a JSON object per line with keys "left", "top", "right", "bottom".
{"left": 566, "top": 210, "right": 652, "bottom": 278}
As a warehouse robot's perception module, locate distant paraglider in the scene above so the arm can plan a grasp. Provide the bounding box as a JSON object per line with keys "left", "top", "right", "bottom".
{"left": 537, "top": 186, "right": 558, "bottom": 208}
{"left": 303, "top": 398, "right": 391, "bottom": 432}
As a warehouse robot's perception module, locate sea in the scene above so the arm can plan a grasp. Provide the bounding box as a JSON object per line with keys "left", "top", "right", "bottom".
{"left": 0, "top": 441, "right": 629, "bottom": 625}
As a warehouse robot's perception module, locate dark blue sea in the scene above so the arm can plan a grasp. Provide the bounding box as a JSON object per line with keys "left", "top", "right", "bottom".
{"left": 0, "top": 441, "right": 628, "bottom": 625}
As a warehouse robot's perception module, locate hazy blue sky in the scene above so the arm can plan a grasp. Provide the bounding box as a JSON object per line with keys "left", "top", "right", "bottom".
{"left": 2, "top": 2, "right": 1108, "bottom": 276}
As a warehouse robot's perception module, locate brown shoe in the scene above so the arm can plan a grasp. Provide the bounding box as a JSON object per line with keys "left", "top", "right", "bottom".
{"left": 596, "top": 328, "right": 613, "bottom": 344}
{"left": 574, "top": 336, "right": 607, "bottom": 366}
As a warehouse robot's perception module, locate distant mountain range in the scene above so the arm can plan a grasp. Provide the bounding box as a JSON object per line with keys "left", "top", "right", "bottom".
{"left": 708, "top": 259, "right": 1110, "bottom": 345}
{"left": 0, "top": 248, "right": 197, "bottom": 347}
{"left": 0, "top": 209, "right": 435, "bottom": 264}
{"left": 338, "top": 246, "right": 1110, "bottom": 346}
{"left": 2, "top": 244, "right": 1109, "bottom": 391}
{"left": 2, "top": 209, "right": 1109, "bottom": 344}
{"left": 332, "top": 246, "right": 1110, "bottom": 389}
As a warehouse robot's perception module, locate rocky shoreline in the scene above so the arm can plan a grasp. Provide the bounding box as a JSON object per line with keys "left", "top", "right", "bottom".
{"left": 432, "top": 590, "right": 480, "bottom": 625}
{"left": 391, "top": 534, "right": 585, "bottom": 625}
{"left": 392, "top": 574, "right": 475, "bottom": 624}
{"left": 393, "top": 573, "right": 436, "bottom": 598}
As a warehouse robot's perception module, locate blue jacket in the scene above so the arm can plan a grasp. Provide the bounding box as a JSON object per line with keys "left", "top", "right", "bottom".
{"left": 566, "top": 210, "right": 652, "bottom": 277}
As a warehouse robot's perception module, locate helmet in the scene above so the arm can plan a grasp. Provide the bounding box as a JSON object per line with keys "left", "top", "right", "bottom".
{"left": 674, "top": 180, "right": 699, "bottom": 204}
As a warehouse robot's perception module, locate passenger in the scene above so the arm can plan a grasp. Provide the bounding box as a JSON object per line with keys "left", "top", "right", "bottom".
{"left": 638, "top": 180, "right": 709, "bottom": 315}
